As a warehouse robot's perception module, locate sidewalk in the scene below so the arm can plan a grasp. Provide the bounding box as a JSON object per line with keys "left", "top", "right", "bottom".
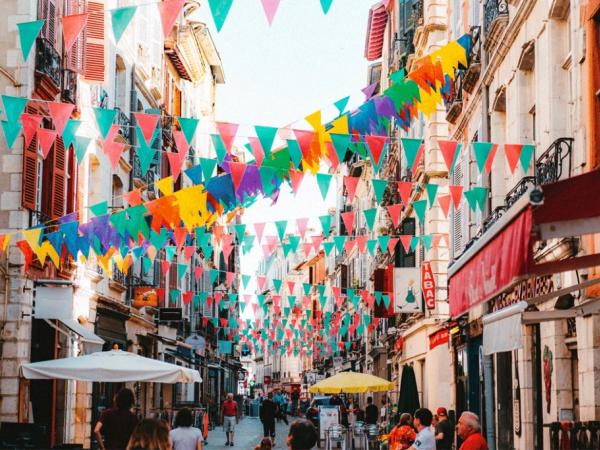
{"left": 203, "top": 416, "right": 291, "bottom": 449}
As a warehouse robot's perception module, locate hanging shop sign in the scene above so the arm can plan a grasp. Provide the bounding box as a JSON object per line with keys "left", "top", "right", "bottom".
{"left": 421, "top": 262, "right": 436, "bottom": 309}
{"left": 393, "top": 268, "right": 421, "bottom": 313}
{"left": 133, "top": 287, "right": 159, "bottom": 309}
{"left": 428, "top": 329, "right": 449, "bottom": 350}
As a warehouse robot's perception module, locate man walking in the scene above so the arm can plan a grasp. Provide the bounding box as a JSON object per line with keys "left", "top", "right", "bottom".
{"left": 456, "top": 412, "right": 488, "bottom": 450}
{"left": 434, "top": 407, "right": 454, "bottom": 450}
{"left": 365, "top": 397, "right": 378, "bottom": 425}
{"left": 409, "top": 408, "right": 436, "bottom": 450}
{"left": 221, "top": 393, "right": 238, "bottom": 447}
{"left": 260, "top": 392, "right": 278, "bottom": 445}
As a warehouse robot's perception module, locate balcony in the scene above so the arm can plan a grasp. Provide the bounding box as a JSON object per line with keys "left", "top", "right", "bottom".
{"left": 462, "top": 26, "right": 481, "bottom": 93}
{"left": 35, "top": 38, "right": 61, "bottom": 96}
{"left": 61, "top": 69, "right": 78, "bottom": 104}
{"left": 412, "top": 0, "right": 424, "bottom": 28}
{"left": 110, "top": 263, "right": 129, "bottom": 292}
{"left": 162, "top": 114, "right": 174, "bottom": 150}
{"left": 115, "top": 107, "right": 131, "bottom": 143}
{"left": 483, "top": 0, "right": 509, "bottom": 52}
{"left": 132, "top": 155, "right": 157, "bottom": 191}
{"left": 445, "top": 71, "right": 464, "bottom": 124}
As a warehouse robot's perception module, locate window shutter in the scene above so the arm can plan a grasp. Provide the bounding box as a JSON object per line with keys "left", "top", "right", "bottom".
{"left": 451, "top": 153, "right": 464, "bottom": 257}
{"left": 67, "top": 0, "right": 86, "bottom": 72}
{"left": 39, "top": 0, "right": 58, "bottom": 47}
{"left": 22, "top": 135, "right": 39, "bottom": 211}
{"left": 50, "top": 137, "right": 67, "bottom": 219}
{"left": 83, "top": 1, "right": 105, "bottom": 83}
{"left": 66, "top": 136, "right": 77, "bottom": 214}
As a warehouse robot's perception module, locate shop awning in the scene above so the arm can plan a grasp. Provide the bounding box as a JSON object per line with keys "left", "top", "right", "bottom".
{"left": 364, "top": 2, "right": 388, "bottom": 61}
{"left": 449, "top": 169, "right": 600, "bottom": 318}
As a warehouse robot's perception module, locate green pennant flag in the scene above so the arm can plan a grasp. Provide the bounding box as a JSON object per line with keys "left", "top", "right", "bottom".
{"left": 330, "top": 133, "right": 351, "bottom": 163}
{"left": 426, "top": 183, "right": 439, "bottom": 208}
{"left": 520, "top": 144, "right": 535, "bottom": 172}
{"left": 464, "top": 187, "right": 488, "bottom": 212}
{"left": 239, "top": 301, "right": 246, "bottom": 313}
{"left": 322, "top": 241, "right": 334, "bottom": 256}
{"left": 1, "top": 121, "right": 22, "bottom": 150}
{"left": 177, "top": 263, "right": 187, "bottom": 281}
{"left": 333, "top": 235, "right": 346, "bottom": 253}
{"left": 200, "top": 157, "right": 217, "bottom": 181}
{"left": 127, "top": 205, "right": 149, "bottom": 239}
{"left": 317, "top": 284, "right": 326, "bottom": 298}
{"left": 288, "top": 296, "right": 296, "bottom": 307}
{"left": 401, "top": 138, "right": 422, "bottom": 169}
{"left": 255, "top": 125, "right": 278, "bottom": 158}
{"left": 90, "top": 201, "right": 108, "bottom": 217}
{"left": 367, "top": 239, "right": 378, "bottom": 256}
{"left": 17, "top": 20, "right": 44, "bottom": 61}
{"left": 2, "top": 96, "right": 28, "bottom": 124}
{"left": 333, "top": 97, "right": 350, "bottom": 115}
{"left": 111, "top": 6, "right": 137, "bottom": 43}
{"left": 319, "top": 214, "right": 331, "bottom": 238}
{"left": 316, "top": 173, "right": 333, "bottom": 200}
{"left": 110, "top": 210, "right": 128, "bottom": 237}
{"left": 152, "top": 228, "right": 170, "bottom": 250}
{"left": 421, "top": 235, "right": 433, "bottom": 251}
{"left": 354, "top": 141, "right": 367, "bottom": 158}
{"left": 389, "top": 68, "right": 406, "bottom": 84}
{"left": 209, "top": 269, "right": 219, "bottom": 284}
{"left": 377, "top": 235, "right": 390, "bottom": 254}
{"left": 362, "top": 313, "right": 371, "bottom": 327}
{"left": 273, "top": 278, "right": 282, "bottom": 293}
{"left": 142, "top": 256, "right": 153, "bottom": 274}
{"left": 208, "top": 0, "right": 234, "bottom": 32}
{"left": 136, "top": 126, "right": 157, "bottom": 176}
{"left": 74, "top": 136, "right": 91, "bottom": 163}
{"left": 93, "top": 107, "right": 117, "bottom": 140}
{"left": 275, "top": 219, "right": 287, "bottom": 242}
{"left": 413, "top": 199, "right": 427, "bottom": 224}
{"left": 177, "top": 116, "right": 199, "bottom": 144}
{"left": 170, "top": 289, "right": 180, "bottom": 304}
{"left": 62, "top": 119, "right": 81, "bottom": 150}
{"left": 374, "top": 291, "right": 382, "bottom": 306}
{"left": 210, "top": 133, "right": 227, "bottom": 164}
{"left": 288, "top": 235, "right": 300, "bottom": 252}
{"left": 241, "top": 274, "right": 251, "bottom": 289}
{"left": 319, "top": 295, "right": 327, "bottom": 310}
{"left": 303, "top": 283, "right": 312, "bottom": 296}
{"left": 165, "top": 246, "right": 176, "bottom": 262}
{"left": 320, "top": 0, "right": 334, "bottom": 14}
{"left": 285, "top": 139, "right": 303, "bottom": 169}
{"left": 371, "top": 178, "right": 388, "bottom": 204}
{"left": 382, "top": 294, "right": 391, "bottom": 308}
{"left": 259, "top": 166, "right": 276, "bottom": 195}
{"left": 234, "top": 224, "right": 246, "bottom": 242}
{"left": 360, "top": 209, "right": 377, "bottom": 233}
{"left": 473, "top": 142, "right": 494, "bottom": 174}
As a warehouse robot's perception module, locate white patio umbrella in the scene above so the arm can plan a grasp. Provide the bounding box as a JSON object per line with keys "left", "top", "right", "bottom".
{"left": 20, "top": 349, "right": 201, "bottom": 384}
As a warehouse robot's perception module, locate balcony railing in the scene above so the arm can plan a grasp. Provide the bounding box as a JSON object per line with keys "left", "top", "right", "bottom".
{"left": 162, "top": 114, "right": 174, "bottom": 149}
{"left": 35, "top": 38, "right": 61, "bottom": 89}
{"left": 412, "top": 0, "right": 424, "bottom": 28}
{"left": 132, "top": 155, "right": 157, "bottom": 188}
{"left": 463, "top": 26, "right": 481, "bottom": 93}
{"left": 112, "top": 263, "right": 129, "bottom": 286}
{"left": 61, "top": 69, "right": 78, "bottom": 104}
{"left": 484, "top": 0, "right": 509, "bottom": 50}
{"left": 115, "top": 107, "right": 131, "bottom": 143}
{"left": 445, "top": 71, "right": 464, "bottom": 124}
{"left": 545, "top": 422, "right": 600, "bottom": 449}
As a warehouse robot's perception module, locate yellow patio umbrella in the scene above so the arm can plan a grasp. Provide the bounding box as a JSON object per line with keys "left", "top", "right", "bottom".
{"left": 308, "top": 371, "right": 393, "bottom": 394}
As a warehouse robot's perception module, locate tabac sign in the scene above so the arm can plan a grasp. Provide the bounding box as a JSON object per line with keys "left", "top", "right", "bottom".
{"left": 421, "top": 262, "right": 436, "bottom": 310}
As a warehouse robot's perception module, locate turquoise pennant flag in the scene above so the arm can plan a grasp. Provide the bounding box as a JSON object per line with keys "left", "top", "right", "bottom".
{"left": 62, "top": 119, "right": 81, "bottom": 150}
{"left": 363, "top": 208, "right": 377, "bottom": 231}
{"left": 177, "top": 263, "right": 187, "bottom": 281}
{"left": 200, "top": 157, "right": 217, "bottom": 181}
{"left": 333, "top": 235, "right": 346, "bottom": 253}
{"left": 208, "top": 0, "right": 234, "bottom": 32}
{"left": 464, "top": 187, "right": 488, "bottom": 212}
{"left": 177, "top": 116, "right": 199, "bottom": 144}
{"left": 303, "top": 283, "right": 312, "bottom": 296}
{"left": 74, "top": 136, "right": 91, "bottom": 163}
{"left": 136, "top": 126, "right": 157, "bottom": 176}
{"left": 273, "top": 278, "right": 282, "bottom": 293}
{"left": 2, "top": 95, "right": 28, "bottom": 123}
{"left": 520, "top": 144, "right": 535, "bottom": 172}
{"left": 320, "top": 0, "right": 334, "bottom": 14}
{"left": 17, "top": 20, "right": 44, "bottom": 61}
{"left": 259, "top": 166, "right": 276, "bottom": 195}
{"left": 209, "top": 268, "right": 219, "bottom": 284}
{"left": 234, "top": 224, "right": 246, "bottom": 242}
{"left": 421, "top": 235, "right": 433, "bottom": 251}
{"left": 111, "top": 6, "right": 137, "bottom": 43}
{"left": 472, "top": 142, "right": 494, "bottom": 174}
{"left": 241, "top": 274, "right": 251, "bottom": 289}
{"left": 165, "top": 246, "right": 176, "bottom": 262}
{"left": 316, "top": 173, "right": 333, "bottom": 200}
{"left": 93, "top": 107, "right": 117, "bottom": 140}
{"left": 377, "top": 235, "right": 390, "bottom": 254}
{"left": 210, "top": 133, "right": 227, "bottom": 163}
{"left": 275, "top": 219, "right": 287, "bottom": 242}
{"left": 413, "top": 199, "right": 427, "bottom": 224}
{"left": 333, "top": 97, "right": 350, "bottom": 116}
{"left": 319, "top": 214, "right": 331, "bottom": 237}
{"left": 367, "top": 239, "right": 378, "bottom": 256}
{"left": 142, "top": 257, "right": 153, "bottom": 275}
{"left": 255, "top": 125, "right": 278, "bottom": 158}
{"left": 282, "top": 243, "right": 292, "bottom": 258}
{"left": 322, "top": 241, "right": 334, "bottom": 256}
{"left": 426, "top": 183, "right": 439, "bottom": 208}
{"left": 371, "top": 179, "right": 387, "bottom": 204}
{"left": 288, "top": 235, "right": 300, "bottom": 252}
{"left": 90, "top": 201, "right": 108, "bottom": 217}
{"left": 1, "top": 121, "right": 22, "bottom": 150}
{"left": 401, "top": 138, "right": 422, "bottom": 169}
{"left": 330, "top": 133, "right": 351, "bottom": 163}
{"left": 286, "top": 139, "right": 303, "bottom": 169}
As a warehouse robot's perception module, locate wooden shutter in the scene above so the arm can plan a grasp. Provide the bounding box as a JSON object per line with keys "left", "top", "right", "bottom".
{"left": 50, "top": 137, "right": 67, "bottom": 219}
{"left": 66, "top": 0, "right": 86, "bottom": 72}
{"left": 22, "top": 135, "right": 39, "bottom": 211}
{"left": 39, "top": 0, "right": 58, "bottom": 47}
{"left": 83, "top": 1, "right": 105, "bottom": 82}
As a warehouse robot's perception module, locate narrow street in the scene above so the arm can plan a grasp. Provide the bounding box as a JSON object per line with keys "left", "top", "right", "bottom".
{"left": 204, "top": 416, "right": 291, "bottom": 450}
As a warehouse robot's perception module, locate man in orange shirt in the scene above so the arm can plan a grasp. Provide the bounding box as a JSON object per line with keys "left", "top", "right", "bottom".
{"left": 456, "top": 412, "right": 488, "bottom": 450}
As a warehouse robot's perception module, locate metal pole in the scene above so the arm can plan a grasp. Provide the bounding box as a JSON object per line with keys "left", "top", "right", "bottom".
{"left": 483, "top": 355, "right": 496, "bottom": 450}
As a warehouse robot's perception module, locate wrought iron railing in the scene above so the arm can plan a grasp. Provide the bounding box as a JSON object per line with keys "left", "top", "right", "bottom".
{"left": 61, "top": 69, "right": 77, "bottom": 104}
{"left": 132, "top": 155, "right": 157, "bottom": 187}
{"left": 162, "top": 114, "right": 174, "bottom": 149}
{"left": 463, "top": 26, "right": 482, "bottom": 93}
{"left": 112, "top": 263, "right": 129, "bottom": 286}
{"left": 35, "top": 38, "right": 61, "bottom": 88}
{"left": 412, "top": 0, "right": 424, "bottom": 27}
{"left": 484, "top": 0, "right": 509, "bottom": 34}
{"left": 545, "top": 421, "right": 600, "bottom": 449}
{"left": 445, "top": 71, "right": 464, "bottom": 123}
{"left": 115, "top": 107, "right": 131, "bottom": 143}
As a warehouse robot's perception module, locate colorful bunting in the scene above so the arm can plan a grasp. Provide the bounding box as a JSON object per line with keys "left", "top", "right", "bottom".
{"left": 62, "top": 13, "right": 89, "bottom": 52}
{"left": 17, "top": 20, "right": 44, "bottom": 61}
{"left": 111, "top": 6, "right": 137, "bottom": 43}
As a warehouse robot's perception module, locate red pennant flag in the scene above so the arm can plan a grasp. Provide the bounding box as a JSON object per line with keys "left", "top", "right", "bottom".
{"left": 432, "top": 234, "right": 442, "bottom": 248}
{"left": 437, "top": 194, "right": 451, "bottom": 218}
{"left": 343, "top": 239, "right": 355, "bottom": 254}
{"left": 161, "top": 260, "right": 170, "bottom": 275}
{"left": 37, "top": 128, "right": 57, "bottom": 159}
{"left": 166, "top": 151, "right": 186, "bottom": 181}
{"left": 399, "top": 235, "right": 412, "bottom": 253}
{"left": 413, "top": 143, "right": 424, "bottom": 172}
{"left": 397, "top": 181, "right": 413, "bottom": 205}
{"left": 386, "top": 204, "right": 402, "bottom": 228}
{"left": 448, "top": 185, "right": 463, "bottom": 209}
{"left": 257, "top": 275, "right": 267, "bottom": 292}
{"left": 21, "top": 113, "right": 42, "bottom": 147}
{"left": 182, "top": 290, "right": 193, "bottom": 305}
{"left": 158, "top": 0, "right": 186, "bottom": 38}
{"left": 61, "top": 13, "right": 89, "bottom": 52}
{"left": 365, "top": 135, "right": 387, "bottom": 166}
{"left": 344, "top": 176, "right": 360, "bottom": 203}
{"left": 229, "top": 162, "right": 247, "bottom": 190}
{"left": 485, "top": 143, "right": 499, "bottom": 174}
{"left": 133, "top": 112, "right": 160, "bottom": 145}
{"left": 504, "top": 144, "right": 523, "bottom": 174}
{"left": 173, "top": 130, "right": 189, "bottom": 154}
{"left": 287, "top": 281, "right": 295, "bottom": 294}
{"left": 289, "top": 170, "right": 305, "bottom": 194}
{"left": 221, "top": 234, "right": 234, "bottom": 260}
{"left": 336, "top": 295, "right": 344, "bottom": 308}
{"left": 123, "top": 189, "right": 143, "bottom": 206}
{"left": 438, "top": 139, "right": 460, "bottom": 172}
{"left": 356, "top": 235, "right": 367, "bottom": 253}
{"left": 226, "top": 272, "right": 235, "bottom": 286}
{"left": 311, "top": 235, "right": 324, "bottom": 252}
{"left": 254, "top": 222, "right": 266, "bottom": 243}
{"left": 388, "top": 237, "right": 400, "bottom": 254}
{"left": 248, "top": 137, "right": 264, "bottom": 167}
{"left": 341, "top": 210, "right": 356, "bottom": 235}
{"left": 47, "top": 102, "right": 75, "bottom": 136}
{"left": 296, "top": 217, "right": 309, "bottom": 239}
{"left": 293, "top": 129, "right": 315, "bottom": 158}
{"left": 173, "top": 227, "right": 187, "bottom": 249}
{"left": 103, "top": 136, "right": 127, "bottom": 170}
{"left": 184, "top": 245, "right": 195, "bottom": 261}
{"left": 194, "top": 266, "right": 203, "bottom": 280}
{"left": 216, "top": 122, "right": 239, "bottom": 152}
{"left": 326, "top": 141, "right": 339, "bottom": 169}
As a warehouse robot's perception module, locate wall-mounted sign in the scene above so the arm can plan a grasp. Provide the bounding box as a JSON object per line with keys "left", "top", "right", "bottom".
{"left": 133, "top": 287, "right": 159, "bottom": 309}
{"left": 428, "top": 329, "right": 449, "bottom": 350}
{"left": 421, "top": 262, "right": 436, "bottom": 309}
{"left": 393, "top": 268, "right": 421, "bottom": 313}
{"left": 490, "top": 275, "right": 553, "bottom": 313}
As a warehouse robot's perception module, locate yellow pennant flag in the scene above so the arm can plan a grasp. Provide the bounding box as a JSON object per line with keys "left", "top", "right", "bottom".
{"left": 22, "top": 228, "right": 42, "bottom": 251}
{"left": 155, "top": 176, "right": 174, "bottom": 196}
{"left": 304, "top": 110, "right": 322, "bottom": 131}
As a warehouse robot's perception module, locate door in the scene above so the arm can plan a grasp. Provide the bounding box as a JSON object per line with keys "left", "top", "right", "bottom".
{"left": 496, "top": 351, "right": 514, "bottom": 449}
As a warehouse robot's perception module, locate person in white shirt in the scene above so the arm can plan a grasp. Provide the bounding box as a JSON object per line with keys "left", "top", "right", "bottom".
{"left": 409, "top": 408, "right": 436, "bottom": 450}
{"left": 170, "top": 408, "right": 203, "bottom": 450}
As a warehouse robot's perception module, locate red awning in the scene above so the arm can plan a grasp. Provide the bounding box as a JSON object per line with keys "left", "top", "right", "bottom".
{"left": 364, "top": 2, "right": 388, "bottom": 61}
{"left": 449, "top": 169, "right": 600, "bottom": 318}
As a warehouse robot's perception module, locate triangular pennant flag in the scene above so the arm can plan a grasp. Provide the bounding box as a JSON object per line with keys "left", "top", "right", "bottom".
{"left": 316, "top": 173, "right": 333, "bottom": 200}
{"left": 17, "top": 20, "right": 44, "bottom": 61}
{"left": 397, "top": 181, "right": 413, "bottom": 205}
{"left": 241, "top": 274, "right": 251, "bottom": 289}
{"left": 61, "top": 13, "right": 89, "bottom": 52}
{"left": 260, "top": 0, "right": 281, "bottom": 25}
{"left": 333, "top": 236, "right": 346, "bottom": 253}
{"left": 158, "top": 0, "right": 186, "bottom": 38}
{"left": 438, "top": 139, "right": 461, "bottom": 173}
{"left": 334, "top": 96, "right": 350, "bottom": 115}
{"left": 293, "top": 129, "right": 315, "bottom": 159}
{"left": 184, "top": 164, "right": 203, "bottom": 185}
{"left": 200, "top": 157, "right": 217, "bottom": 181}
{"left": 520, "top": 144, "right": 535, "bottom": 172}
{"left": 296, "top": 217, "right": 309, "bottom": 239}
{"left": 504, "top": 144, "right": 523, "bottom": 174}
{"left": 386, "top": 204, "right": 401, "bottom": 228}
{"left": 341, "top": 211, "right": 356, "bottom": 235}
{"left": 401, "top": 138, "right": 422, "bottom": 169}
{"left": 448, "top": 185, "right": 463, "bottom": 209}
{"left": 62, "top": 119, "right": 81, "bottom": 150}
{"left": 330, "top": 133, "right": 351, "bottom": 164}
{"left": 285, "top": 139, "right": 301, "bottom": 169}
{"left": 322, "top": 241, "right": 334, "bottom": 255}
{"left": 111, "top": 6, "right": 137, "bottom": 43}
{"left": 47, "top": 102, "right": 74, "bottom": 136}
{"left": 211, "top": 133, "right": 227, "bottom": 164}
{"left": 362, "top": 82, "right": 378, "bottom": 100}
{"left": 133, "top": 112, "right": 160, "bottom": 146}
{"left": 37, "top": 128, "right": 57, "bottom": 159}
{"left": 21, "top": 113, "right": 42, "bottom": 147}
{"left": 485, "top": 143, "right": 499, "bottom": 175}
{"left": 363, "top": 208, "right": 377, "bottom": 231}
{"left": 166, "top": 152, "right": 186, "bottom": 181}
{"left": 343, "top": 176, "right": 360, "bottom": 203}
{"left": 464, "top": 187, "right": 488, "bottom": 212}
{"left": 229, "top": 162, "right": 247, "bottom": 190}
{"left": 2, "top": 96, "right": 28, "bottom": 123}
{"left": 472, "top": 142, "right": 494, "bottom": 174}
{"left": 437, "top": 194, "right": 451, "bottom": 217}
{"left": 320, "top": 0, "right": 334, "bottom": 14}
{"left": 255, "top": 125, "right": 278, "bottom": 158}
{"left": 319, "top": 214, "right": 331, "bottom": 237}
{"left": 177, "top": 116, "right": 199, "bottom": 144}
{"left": 275, "top": 220, "right": 287, "bottom": 243}
{"left": 73, "top": 136, "right": 91, "bottom": 163}
{"left": 377, "top": 235, "right": 390, "bottom": 254}
{"left": 413, "top": 199, "right": 427, "bottom": 224}
{"left": 234, "top": 223, "right": 246, "bottom": 243}
{"left": 388, "top": 237, "right": 400, "bottom": 255}
{"left": 399, "top": 235, "right": 412, "bottom": 253}
{"left": 93, "top": 107, "right": 117, "bottom": 140}
{"left": 253, "top": 222, "right": 266, "bottom": 243}
{"left": 367, "top": 239, "right": 377, "bottom": 256}
{"left": 156, "top": 176, "right": 173, "bottom": 196}
{"left": 426, "top": 183, "right": 439, "bottom": 208}
{"left": 90, "top": 201, "right": 108, "bottom": 217}
{"left": 371, "top": 179, "right": 387, "bottom": 204}
{"left": 365, "top": 135, "right": 387, "bottom": 171}
{"left": 208, "top": 0, "right": 234, "bottom": 32}
{"left": 216, "top": 122, "right": 239, "bottom": 153}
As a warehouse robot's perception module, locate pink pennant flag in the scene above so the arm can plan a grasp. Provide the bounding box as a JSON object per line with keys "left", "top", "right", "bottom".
{"left": 344, "top": 176, "right": 360, "bottom": 203}
{"left": 365, "top": 135, "right": 387, "bottom": 167}
{"left": 194, "top": 266, "right": 203, "bottom": 280}
{"left": 397, "top": 181, "right": 413, "bottom": 205}
{"left": 161, "top": 260, "right": 170, "bottom": 275}
{"left": 221, "top": 234, "right": 234, "bottom": 260}
{"left": 438, "top": 139, "right": 460, "bottom": 172}
{"left": 21, "top": 113, "right": 42, "bottom": 147}
{"left": 302, "top": 243, "right": 313, "bottom": 255}
{"left": 341, "top": 210, "right": 356, "bottom": 235}
{"left": 253, "top": 222, "right": 266, "bottom": 243}
{"left": 432, "top": 234, "right": 442, "bottom": 248}
{"left": 226, "top": 271, "right": 235, "bottom": 286}
{"left": 248, "top": 137, "right": 264, "bottom": 167}
{"left": 287, "top": 281, "right": 295, "bottom": 295}
{"left": 216, "top": 122, "right": 239, "bottom": 153}
{"left": 343, "top": 239, "right": 355, "bottom": 254}
{"left": 399, "top": 235, "right": 412, "bottom": 253}
{"left": 293, "top": 129, "right": 315, "bottom": 159}
{"left": 388, "top": 237, "right": 399, "bottom": 254}
{"left": 296, "top": 217, "right": 309, "bottom": 239}
{"left": 37, "top": 128, "right": 57, "bottom": 159}
{"left": 173, "top": 130, "right": 190, "bottom": 154}
{"left": 103, "top": 124, "right": 127, "bottom": 169}
{"left": 412, "top": 143, "right": 424, "bottom": 172}
{"left": 485, "top": 143, "right": 499, "bottom": 174}
{"left": 311, "top": 235, "right": 324, "bottom": 252}
{"left": 173, "top": 227, "right": 187, "bottom": 249}
{"left": 260, "top": 0, "right": 281, "bottom": 25}
{"left": 504, "top": 144, "right": 523, "bottom": 174}
{"left": 289, "top": 170, "right": 305, "bottom": 194}
{"left": 356, "top": 235, "right": 367, "bottom": 253}
{"left": 47, "top": 102, "right": 74, "bottom": 136}
{"left": 229, "top": 162, "right": 247, "bottom": 190}
{"left": 166, "top": 151, "right": 186, "bottom": 181}
{"left": 256, "top": 275, "right": 267, "bottom": 292}
{"left": 212, "top": 225, "right": 224, "bottom": 244}
{"left": 184, "top": 245, "right": 195, "bottom": 261}
{"left": 61, "top": 13, "right": 89, "bottom": 52}
{"left": 133, "top": 112, "right": 160, "bottom": 146}
{"left": 448, "top": 185, "right": 464, "bottom": 209}
{"left": 437, "top": 194, "right": 451, "bottom": 217}
{"left": 386, "top": 204, "right": 402, "bottom": 228}
{"left": 158, "top": 0, "right": 186, "bottom": 39}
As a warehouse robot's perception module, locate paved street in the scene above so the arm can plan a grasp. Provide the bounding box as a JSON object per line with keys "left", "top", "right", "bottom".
{"left": 204, "top": 416, "right": 292, "bottom": 449}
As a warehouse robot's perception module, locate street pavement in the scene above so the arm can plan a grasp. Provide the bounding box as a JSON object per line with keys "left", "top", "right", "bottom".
{"left": 203, "top": 416, "right": 292, "bottom": 449}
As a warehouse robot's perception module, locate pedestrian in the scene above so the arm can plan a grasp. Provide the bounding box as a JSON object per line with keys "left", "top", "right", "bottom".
{"left": 287, "top": 419, "right": 318, "bottom": 450}
{"left": 260, "top": 392, "right": 278, "bottom": 445}
{"left": 254, "top": 437, "right": 274, "bottom": 450}
{"left": 408, "top": 408, "right": 435, "bottom": 450}
{"left": 365, "top": 396, "right": 379, "bottom": 425}
{"left": 329, "top": 393, "right": 347, "bottom": 426}
{"left": 456, "top": 412, "right": 488, "bottom": 450}
{"left": 434, "top": 407, "right": 454, "bottom": 450}
{"left": 126, "top": 418, "right": 171, "bottom": 450}
{"left": 221, "top": 393, "right": 239, "bottom": 447}
{"left": 388, "top": 413, "right": 416, "bottom": 450}
{"left": 169, "top": 408, "right": 203, "bottom": 450}
{"left": 94, "top": 387, "right": 139, "bottom": 450}
{"left": 278, "top": 391, "right": 289, "bottom": 425}
{"left": 380, "top": 397, "right": 388, "bottom": 426}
